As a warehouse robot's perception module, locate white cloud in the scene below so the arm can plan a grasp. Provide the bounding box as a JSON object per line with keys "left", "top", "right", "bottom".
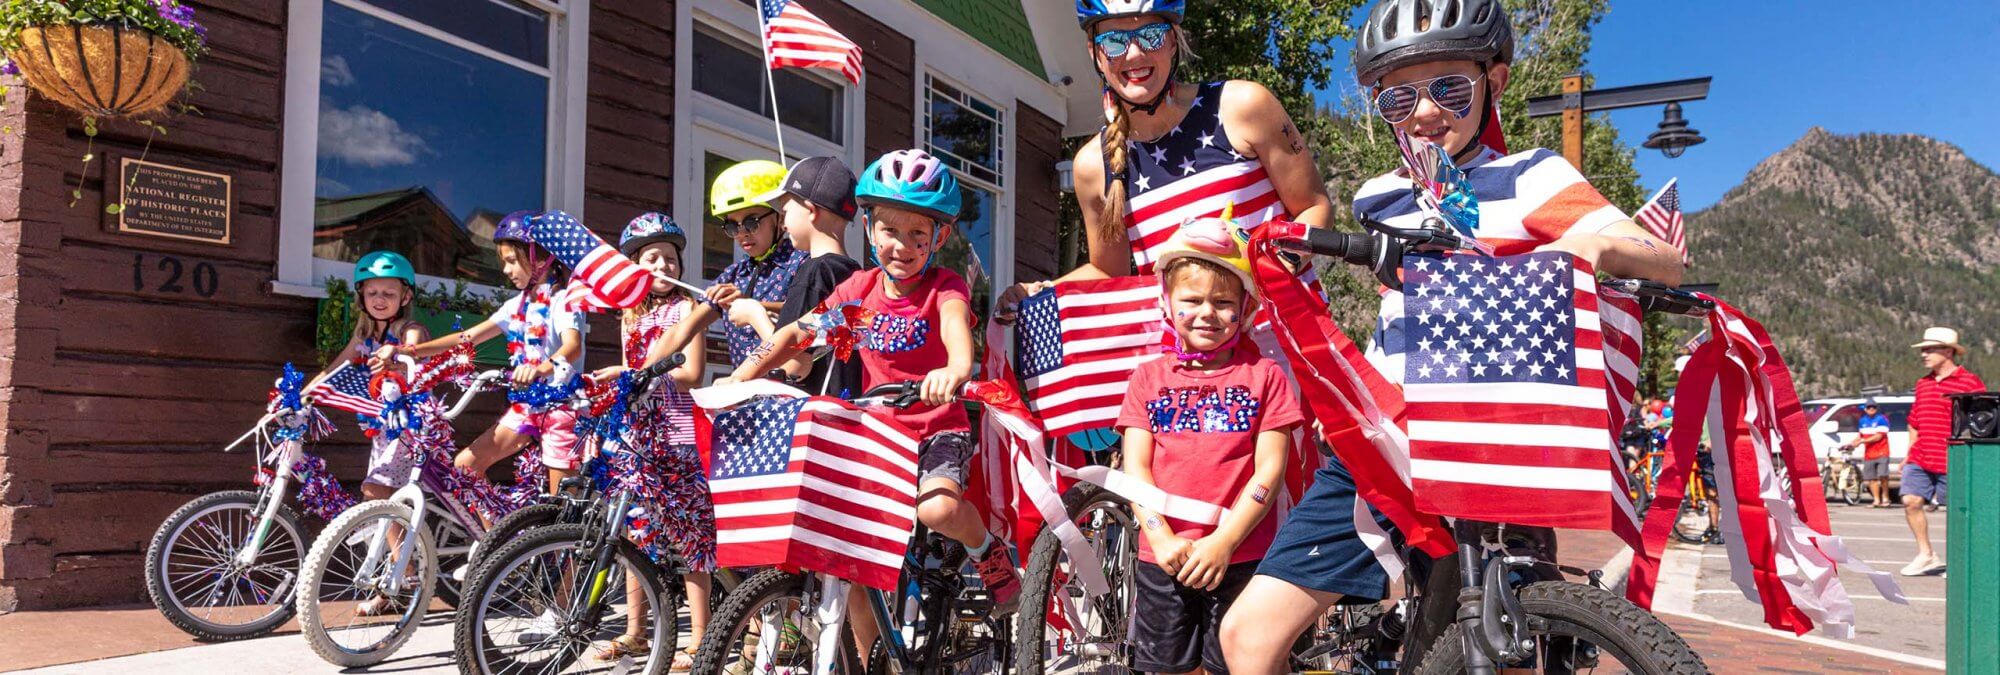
{"left": 321, "top": 55, "right": 357, "bottom": 87}
{"left": 317, "top": 103, "right": 430, "bottom": 168}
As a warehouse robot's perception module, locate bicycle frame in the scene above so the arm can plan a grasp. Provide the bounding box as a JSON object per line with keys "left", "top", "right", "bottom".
{"left": 350, "top": 373, "right": 503, "bottom": 600}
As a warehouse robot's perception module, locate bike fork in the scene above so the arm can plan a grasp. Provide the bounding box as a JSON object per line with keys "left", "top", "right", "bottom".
{"left": 236, "top": 441, "right": 302, "bottom": 569}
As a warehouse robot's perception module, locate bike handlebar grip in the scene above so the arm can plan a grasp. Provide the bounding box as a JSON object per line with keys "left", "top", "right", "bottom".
{"left": 1273, "top": 228, "right": 1376, "bottom": 268}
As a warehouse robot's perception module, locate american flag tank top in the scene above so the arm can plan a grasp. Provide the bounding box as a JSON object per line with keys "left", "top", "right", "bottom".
{"left": 1121, "top": 81, "right": 1289, "bottom": 273}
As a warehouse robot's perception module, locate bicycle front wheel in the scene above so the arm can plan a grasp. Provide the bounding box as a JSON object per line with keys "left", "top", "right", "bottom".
{"left": 1015, "top": 483, "right": 1138, "bottom": 675}
{"left": 296, "top": 499, "right": 439, "bottom": 667}
{"left": 1415, "top": 581, "right": 1707, "bottom": 674}
{"left": 454, "top": 522, "right": 677, "bottom": 675}
{"left": 690, "top": 569, "right": 858, "bottom": 675}
{"left": 1835, "top": 465, "right": 1864, "bottom": 506}
{"left": 144, "top": 490, "right": 308, "bottom": 641}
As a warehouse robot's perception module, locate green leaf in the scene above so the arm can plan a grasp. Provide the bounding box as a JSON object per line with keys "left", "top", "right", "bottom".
{"left": 105, "top": 203, "right": 123, "bottom": 214}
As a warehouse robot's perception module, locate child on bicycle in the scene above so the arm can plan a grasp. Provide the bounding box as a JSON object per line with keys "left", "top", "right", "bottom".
{"left": 1120, "top": 217, "right": 1300, "bottom": 675}
{"left": 717, "top": 149, "right": 1017, "bottom": 663}
{"left": 587, "top": 213, "right": 716, "bottom": 666}
{"left": 1220, "top": 2, "right": 1685, "bottom": 672}
{"left": 378, "top": 210, "right": 589, "bottom": 492}
{"left": 318, "top": 251, "right": 431, "bottom": 502}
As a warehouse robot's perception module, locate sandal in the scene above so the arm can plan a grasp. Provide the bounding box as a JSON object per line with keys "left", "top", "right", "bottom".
{"left": 355, "top": 595, "right": 397, "bottom": 617}
{"left": 671, "top": 646, "right": 698, "bottom": 672}
{"left": 592, "top": 634, "right": 651, "bottom": 663}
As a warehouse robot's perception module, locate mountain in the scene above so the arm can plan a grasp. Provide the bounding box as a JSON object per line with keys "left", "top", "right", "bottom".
{"left": 1686, "top": 128, "right": 2000, "bottom": 398}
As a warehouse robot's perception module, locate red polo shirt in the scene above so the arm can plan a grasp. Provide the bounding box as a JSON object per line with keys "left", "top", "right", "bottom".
{"left": 1908, "top": 367, "right": 1987, "bottom": 473}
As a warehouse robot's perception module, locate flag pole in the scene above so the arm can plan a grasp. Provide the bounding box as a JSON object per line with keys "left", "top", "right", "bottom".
{"left": 759, "top": 12, "right": 789, "bottom": 164}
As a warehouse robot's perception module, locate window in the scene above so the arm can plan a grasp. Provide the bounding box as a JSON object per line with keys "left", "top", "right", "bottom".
{"left": 1830, "top": 406, "right": 1863, "bottom": 434}
{"left": 692, "top": 25, "right": 844, "bottom": 144}
{"left": 924, "top": 75, "right": 1007, "bottom": 314}
{"left": 1879, "top": 402, "right": 1912, "bottom": 432}
{"left": 277, "top": 0, "right": 585, "bottom": 296}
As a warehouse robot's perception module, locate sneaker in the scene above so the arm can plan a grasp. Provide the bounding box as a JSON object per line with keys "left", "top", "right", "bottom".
{"left": 451, "top": 563, "right": 471, "bottom": 583}
{"left": 970, "top": 545, "right": 1021, "bottom": 615}
{"left": 1899, "top": 554, "right": 1944, "bottom": 577}
{"left": 517, "top": 608, "right": 564, "bottom": 645}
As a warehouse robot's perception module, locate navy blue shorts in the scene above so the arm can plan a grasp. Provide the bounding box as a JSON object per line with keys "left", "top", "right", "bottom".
{"left": 1256, "top": 454, "right": 1394, "bottom": 601}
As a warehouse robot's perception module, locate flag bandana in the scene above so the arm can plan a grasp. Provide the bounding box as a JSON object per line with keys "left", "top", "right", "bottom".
{"left": 528, "top": 210, "right": 651, "bottom": 312}
{"left": 1626, "top": 295, "right": 1903, "bottom": 637}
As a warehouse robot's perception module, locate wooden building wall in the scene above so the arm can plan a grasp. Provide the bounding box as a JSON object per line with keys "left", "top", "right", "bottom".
{"left": 1012, "top": 104, "right": 1063, "bottom": 282}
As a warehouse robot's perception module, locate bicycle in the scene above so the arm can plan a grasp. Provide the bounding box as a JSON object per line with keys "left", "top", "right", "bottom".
{"left": 141, "top": 364, "right": 355, "bottom": 641}
{"left": 689, "top": 381, "right": 1013, "bottom": 675}
{"left": 1670, "top": 455, "right": 1720, "bottom": 546}
{"left": 1013, "top": 471, "right": 1138, "bottom": 674}
{"left": 1821, "top": 445, "right": 1865, "bottom": 507}
{"left": 1263, "top": 219, "right": 1709, "bottom": 673}
{"left": 293, "top": 344, "right": 548, "bottom": 667}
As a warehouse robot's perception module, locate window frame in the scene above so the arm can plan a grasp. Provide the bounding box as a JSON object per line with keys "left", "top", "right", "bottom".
{"left": 274, "top": 0, "right": 591, "bottom": 298}
{"left": 919, "top": 70, "right": 1013, "bottom": 293}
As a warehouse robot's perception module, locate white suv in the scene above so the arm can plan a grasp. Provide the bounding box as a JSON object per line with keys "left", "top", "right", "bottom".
{"left": 1803, "top": 396, "right": 1915, "bottom": 482}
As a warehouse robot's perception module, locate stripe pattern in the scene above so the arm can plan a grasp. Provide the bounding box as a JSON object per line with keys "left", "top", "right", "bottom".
{"left": 1634, "top": 178, "right": 1686, "bottom": 265}
{"left": 306, "top": 362, "right": 383, "bottom": 417}
{"left": 759, "top": 0, "right": 863, "bottom": 85}
{"left": 1014, "top": 276, "right": 1165, "bottom": 437}
{"left": 1123, "top": 82, "right": 1288, "bottom": 274}
{"left": 706, "top": 396, "right": 919, "bottom": 590}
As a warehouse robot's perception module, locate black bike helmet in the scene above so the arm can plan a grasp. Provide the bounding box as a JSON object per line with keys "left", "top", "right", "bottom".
{"left": 1353, "top": 0, "right": 1514, "bottom": 87}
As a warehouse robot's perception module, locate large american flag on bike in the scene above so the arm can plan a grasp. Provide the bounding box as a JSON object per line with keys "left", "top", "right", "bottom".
{"left": 306, "top": 362, "right": 383, "bottom": 416}
{"left": 1398, "top": 251, "right": 1643, "bottom": 531}
{"left": 701, "top": 395, "right": 919, "bottom": 590}
{"left": 1014, "top": 276, "right": 1164, "bottom": 436}
{"left": 529, "top": 210, "right": 651, "bottom": 311}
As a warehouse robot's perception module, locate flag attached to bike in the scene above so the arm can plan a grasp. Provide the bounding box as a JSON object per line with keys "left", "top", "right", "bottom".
{"left": 759, "top": 0, "right": 863, "bottom": 85}
{"left": 703, "top": 395, "right": 919, "bottom": 590}
{"left": 1014, "top": 276, "right": 1164, "bottom": 437}
{"left": 306, "top": 362, "right": 384, "bottom": 417}
{"left": 1399, "top": 251, "right": 1643, "bottom": 534}
{"left": 1634, "top": 179, "right": 1686, "bottom": 265}
{"left": 528, "top": 210, "right": 650, "bottom": 312}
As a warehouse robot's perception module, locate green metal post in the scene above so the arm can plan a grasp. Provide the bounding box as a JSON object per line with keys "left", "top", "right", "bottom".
{"left": 1947, "top": 439, "right": 1998, "bottom": 674}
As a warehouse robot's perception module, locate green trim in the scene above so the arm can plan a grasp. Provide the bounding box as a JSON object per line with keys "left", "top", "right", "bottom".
{"left": 912, "top": 0, "right": 1045, "bottom": 76}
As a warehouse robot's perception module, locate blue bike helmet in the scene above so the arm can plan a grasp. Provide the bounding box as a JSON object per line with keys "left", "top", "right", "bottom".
{"left": 353, "top": 251, "right": 416, "bottom": 288}
{"left": 1076, "top": 0, "right": 1184, "bottom": 29}
{"left": 493, "top": 209, "right": 539, "bottom": 245}
{"left": 619, "top": 212, "right": 688, "bottom": 257}
{"left": 855, "top": 150, "right": 962, "bottom": 222}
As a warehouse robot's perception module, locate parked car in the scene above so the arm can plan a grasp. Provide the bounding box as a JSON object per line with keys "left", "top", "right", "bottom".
{"left": 1803, "top": 396, "right": 1915, "bottom": 485}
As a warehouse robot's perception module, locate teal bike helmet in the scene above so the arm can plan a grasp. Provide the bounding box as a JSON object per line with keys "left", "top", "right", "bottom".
{"left": 855, "top": 149, "right": 962, "bottom": 222}
{"left": 353, "top": 251, "right": 416, "bottom": 288}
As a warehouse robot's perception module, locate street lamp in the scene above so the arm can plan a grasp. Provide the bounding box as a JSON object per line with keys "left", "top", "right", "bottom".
{"left": 1643, "top": 102, "right": 1706, "bottom": 159}
{"left": 1527, "top": 74, "right": 1712, "bottom": 169}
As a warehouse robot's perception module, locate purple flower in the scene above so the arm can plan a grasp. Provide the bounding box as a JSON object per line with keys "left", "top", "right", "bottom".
{"left": 149, "top": 0, "right": 207, "bottom": 40}
{"left": 1, "top": 59, "right": 17, "bottom": 76}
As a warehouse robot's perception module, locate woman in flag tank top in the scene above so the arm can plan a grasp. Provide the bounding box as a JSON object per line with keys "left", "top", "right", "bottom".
{"left": 996, "top": 0, "right": 1336, "bottom": 311}
{"left": 1218, "top": 2, "right": 1686, "bottom": 673}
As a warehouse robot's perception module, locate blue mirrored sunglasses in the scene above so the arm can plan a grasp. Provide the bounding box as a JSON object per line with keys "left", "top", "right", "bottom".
{"left": 1092, "top": 22, "right": 1172, "bottom": 59}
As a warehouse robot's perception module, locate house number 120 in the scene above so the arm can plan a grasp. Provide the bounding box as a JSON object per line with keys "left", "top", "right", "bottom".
{"left": 133, "top": 254, "right": 219, "bottom": 298}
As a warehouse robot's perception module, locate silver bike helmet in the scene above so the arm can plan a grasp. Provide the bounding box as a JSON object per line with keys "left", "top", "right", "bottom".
{"left": 1353, "top": 0, "right": 1514, "bottom": 86}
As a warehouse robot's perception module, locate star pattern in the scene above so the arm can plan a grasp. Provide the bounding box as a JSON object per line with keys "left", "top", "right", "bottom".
{"left": 1404, "top": 252, "right": 1577, "bottom": 386}
{"left": 1123, "top": 82, "right": 1250, "bottom": 199}
{"left": 712, "top": 397, "right": 809, "bottom": 479}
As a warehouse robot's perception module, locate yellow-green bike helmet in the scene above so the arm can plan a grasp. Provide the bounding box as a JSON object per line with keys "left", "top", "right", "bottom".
{"left": 709, "top": 159, "right": 788, "bottom": 217}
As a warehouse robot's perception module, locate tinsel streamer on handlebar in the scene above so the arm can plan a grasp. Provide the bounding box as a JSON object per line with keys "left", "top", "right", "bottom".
{"left": 509, "top": 378, "right": 582, "bottom": 410}
{"left": 359, "top": 391, "right": 431, "bottom": 442}
{"left": 409, "top": 342, "right": 478, "bottom": 393}
{"left": 282, "top": 454, "right": 358, "bottom": 521}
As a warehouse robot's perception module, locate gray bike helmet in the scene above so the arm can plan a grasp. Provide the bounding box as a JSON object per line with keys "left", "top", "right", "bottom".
{"left": 1353, "top": 0, "right": 1514, "bottom": 87}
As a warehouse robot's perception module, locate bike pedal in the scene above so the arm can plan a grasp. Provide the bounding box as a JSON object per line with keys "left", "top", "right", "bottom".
{"left": 955, "top": 589, "right": 995, "bottom": 622}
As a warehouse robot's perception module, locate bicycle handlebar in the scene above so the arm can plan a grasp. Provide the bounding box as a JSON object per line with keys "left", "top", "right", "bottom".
{"left": 849, "top": 381, "right": 960, "bottom": 410}
{"left": 445, "top": 370, "right": 504, "bottom": 420}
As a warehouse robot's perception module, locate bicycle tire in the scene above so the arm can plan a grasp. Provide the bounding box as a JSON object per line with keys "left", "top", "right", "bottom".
{"left": 296, "top": 499, "right": 439, "bottom": 667}
{"left": 1671, "top": 498, "right": 1712, "bottom": 545}
{"left": 454, "top": 522, "right": 678, "bottom": 675}
{"left": 1014, "top": 483, "right": 1138, "bottom": 675}
{"left": 1414, "top": 581, "right": 1707, "bottom": 674}
{"left": 473, "top": 502, "right": 564, "bottom": 569}
{"left": 1836, "top": 465, "right": 1864, "bottom": 506}
{"left": 691, "top": 568, "right": 859, "bottom": 675}
{"left": 144, "top": 490, "right": 309, "bottom": 642}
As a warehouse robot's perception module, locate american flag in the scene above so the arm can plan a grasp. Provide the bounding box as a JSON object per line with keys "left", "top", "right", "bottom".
{"left": 1014, "top": 276, "right": 1164, "bottom": 437}
{"left": 1400, "top": 251, "right": 1643, "bottom": 530}
{"left": 703, "top": 396, "right": 919, "bottom": 590}
{"left": 527, "top": 210, "right": 650, "bottom": 312}
{"left": 306, "top": 362, "right": 383, "bottom": 417}
{"left": 1635, "top": 179, "right": 1686, "bottom": 264}
{"left": 759, "top": 0, "right": 862, "bottom": 85}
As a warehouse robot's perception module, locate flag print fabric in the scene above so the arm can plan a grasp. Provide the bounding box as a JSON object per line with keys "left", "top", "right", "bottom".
{"left": 703, "top": 394, "right": 920, "bottom": 591}
{"left": 1398, "top": 251, "right": 1642, "bottom": 532}
{"left": 759, "top": 0, "right": 863, "bottom": 85}
{"left": 528, "top": 210, "right": 651, "bottom": 312}
{"left": 306, "top": 362, "right": 383, "bottom": 417}
{"left": 1014, "top": 275, "right": 1164, "bottom": 437}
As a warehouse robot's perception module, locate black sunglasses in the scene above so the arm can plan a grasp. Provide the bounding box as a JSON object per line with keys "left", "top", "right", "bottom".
{"left": 720, "top": 210, "right": 775, "bottom": 237}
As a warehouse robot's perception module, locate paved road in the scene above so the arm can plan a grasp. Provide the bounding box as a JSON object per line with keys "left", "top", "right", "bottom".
{"left": 1688, "top": 499, "right": 1946, "bottom": 662}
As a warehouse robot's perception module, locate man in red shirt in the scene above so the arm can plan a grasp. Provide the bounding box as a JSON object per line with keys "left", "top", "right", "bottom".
{"left": 1900, "top": 327, "right": 1985, "bottom": 576}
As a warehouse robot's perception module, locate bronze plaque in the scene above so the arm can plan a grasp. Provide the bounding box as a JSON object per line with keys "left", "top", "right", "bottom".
{"left": 116, "top": 158, "right": 232, "bottom": 245}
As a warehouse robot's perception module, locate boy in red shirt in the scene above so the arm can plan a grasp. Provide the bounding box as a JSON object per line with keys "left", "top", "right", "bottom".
{"left": 1118, "top": 218, "right": 1301, "bottom": 675}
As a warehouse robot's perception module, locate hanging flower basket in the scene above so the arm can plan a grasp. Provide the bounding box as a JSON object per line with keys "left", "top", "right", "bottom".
{"left": 1, "top": 1, "right": 209, "bottom": 119}
{"left": 5, "top": 24, "right": 188, "bottom": 117}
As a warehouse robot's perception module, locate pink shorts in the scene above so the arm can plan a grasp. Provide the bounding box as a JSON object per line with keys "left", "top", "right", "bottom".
{"left": 500, "top": 406, "right": 582, "bottom": 470}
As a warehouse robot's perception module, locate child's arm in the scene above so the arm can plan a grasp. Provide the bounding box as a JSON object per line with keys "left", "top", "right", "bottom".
{"left": 1181, "top": 427, "right": 1291, "bottom": 591}
{"left": 390, "top": 319, "right": 500, "bottom": 360}
{"left": 670, "top": 326, "right": 708, "bottom": 389}
{"left": 1123, "top": 427, "right": 1192, "bottom": 575}
{"left": 640, "top": 303, "right": 722, "bottom": 370}
{"left": 920, "top": 296, "right": 977, "bottom": 406}
{"left": 518, "top": 327, "right": 585, "bottom": 386}
{"left": 726, "top": 321, "right": 814, "bottom": 383}
{"left": 728, "top": 299, "right": 780, "bottom": 340}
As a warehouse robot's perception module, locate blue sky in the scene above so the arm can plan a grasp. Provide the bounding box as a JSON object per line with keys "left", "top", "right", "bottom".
{"left": 1314, "top": 1, "right": 2000, "bottom": 211}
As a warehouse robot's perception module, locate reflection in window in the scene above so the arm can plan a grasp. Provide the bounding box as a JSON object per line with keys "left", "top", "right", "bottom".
{"left": 700, "top": 152, "right": 742, "bottom": 281}
{"left": 312, "top": 0, "right": 551, "bottom": 287}
{"left": 933, "top": 183, "right": 997, "bottom": 319}
{"left": 692, "top": 26, "right": 844, "bottom": 144}
{"left": 925, "top": 76, "right": 1004, "bottom": 186}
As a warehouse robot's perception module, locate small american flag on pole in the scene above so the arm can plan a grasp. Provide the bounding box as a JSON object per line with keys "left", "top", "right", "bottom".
{"left": 1634, "top": 179, "right": 1686, "bottom": 264}
{"left": 1400, "top": 251, "right": 1643, "bottom": 531}
{"left": 1014, "top": 276, "right": 1165, "bottom": 437}
{"left": 528, "top": 210, "right": 651, "bottom": 312}
{"left": 704, "top": 396, "right": 919, "bottom": 590}
{"left": 759, "top": 0, "right": 863, "bottom": 85}
{"left": 306, "top": 362, "right": 383, "bottom": 417}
